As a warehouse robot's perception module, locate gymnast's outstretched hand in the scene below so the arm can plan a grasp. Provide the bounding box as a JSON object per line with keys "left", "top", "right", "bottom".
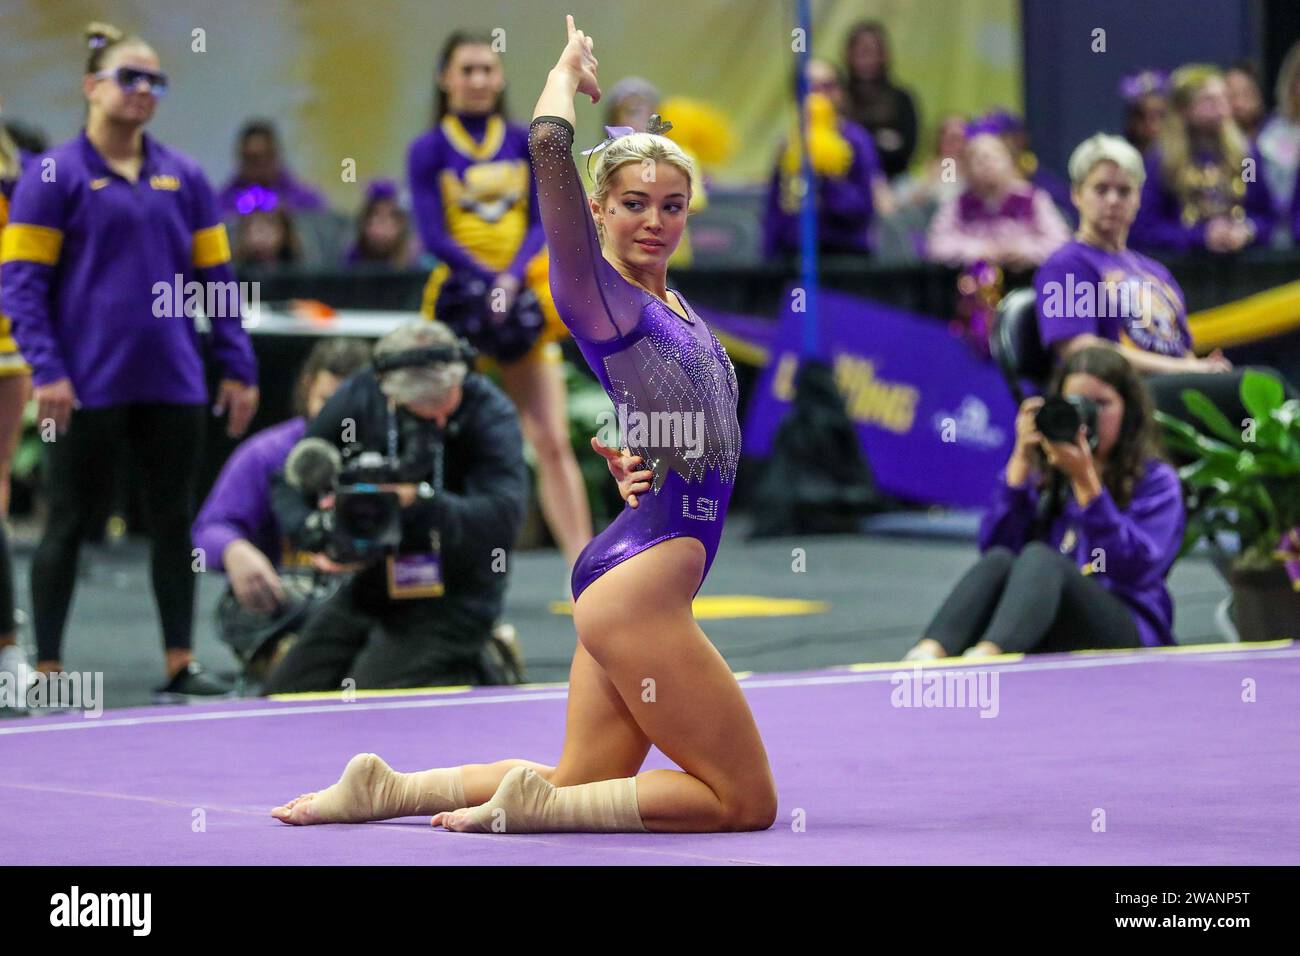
{"left": 555, "top": 14, "right": 601, "bottom": 104}
{"left": 590, "top": 436, "right": 653, "bottom": 508}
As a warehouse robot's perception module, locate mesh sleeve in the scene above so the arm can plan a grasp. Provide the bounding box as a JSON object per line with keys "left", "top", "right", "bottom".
{"left": 528, "top": 115, "right": 644, "bottom": 342}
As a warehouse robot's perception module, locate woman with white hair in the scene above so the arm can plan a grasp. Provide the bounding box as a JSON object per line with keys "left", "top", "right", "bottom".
{"left": 1035, "top": 133, "right": 1295, "bottom": 435}
{"left": 1034, "top": 133, "right": 1229, "bottom": 376}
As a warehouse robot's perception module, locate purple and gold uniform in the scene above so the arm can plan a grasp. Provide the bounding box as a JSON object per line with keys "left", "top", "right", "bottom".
{"left": 0, "top": 131, "right": 256, "bottom": 406}
{"left": 528, "top": 116, "right": 741, "bottom": 601}
{"left": 1130, "top": 147, "right": 1275, "bottom": 253}
{"left": 408, "top": 111, "right": 562, "bottom": 364}
{"left": 192, "top": 416, "right": 305, "bottom": 572}
{"left": 0, "top": 153, "right": 31, "bottom": 376}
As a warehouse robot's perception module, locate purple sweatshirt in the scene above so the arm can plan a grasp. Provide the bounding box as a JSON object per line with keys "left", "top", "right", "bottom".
{"left": 406, "top": 112, "right": 545, "bottom": 283}
{"left": 0, "top": 131, "right": 257, "bottom": 406}
{"left": 762, "top": 117, "right": 881, "bottom": 259}
{"left": 192, "top": 416, "right": 305, "bottom": 571}
{"left": 978, "top": 458, "right": 1186, "bottom": 646}
{"left": 1034, "top": 240, "right": 1193, "bottom": 357}
{"left": 1130, "top": 146, "right": 1275, "bottom": 253}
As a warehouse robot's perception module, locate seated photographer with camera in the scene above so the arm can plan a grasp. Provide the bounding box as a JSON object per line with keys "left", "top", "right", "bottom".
{"left": 192, "top": 338, "right": 371, "bottom": 679}
{"left": 261, "top": 319, "right": 529, "bottom": 692}
{"left": 905, "top": 346, "right": 1185, "bottom": 660}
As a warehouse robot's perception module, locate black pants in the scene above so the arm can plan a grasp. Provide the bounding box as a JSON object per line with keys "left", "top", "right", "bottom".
{"left": 923, "top": 542, "right": 1141, "bottom": 655}
{"left": 261, "top": 576, "right": 495, "bottom": 693}
{"left": 0, "top": 518, "right": 14, "bottom": 636}
{"left": 32, "top": 403, "right": 206, "bottom": 661}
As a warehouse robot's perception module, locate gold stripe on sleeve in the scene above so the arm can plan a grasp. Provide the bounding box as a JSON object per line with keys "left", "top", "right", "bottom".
{"left": 0, "top": 223, "right": 63, "bottom": 265}
{"left": 192, "top": 224, "right": 232, "bottom": 268}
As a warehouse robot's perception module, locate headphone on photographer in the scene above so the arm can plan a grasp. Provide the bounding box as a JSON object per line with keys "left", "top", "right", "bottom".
{"left": 372, "top": 337, "right": 479, "bottom": 374}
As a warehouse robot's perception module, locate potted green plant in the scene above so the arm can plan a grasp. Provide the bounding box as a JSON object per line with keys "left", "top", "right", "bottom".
{"left": 1155, "top": 369, "right": 1300, "bottom": 641}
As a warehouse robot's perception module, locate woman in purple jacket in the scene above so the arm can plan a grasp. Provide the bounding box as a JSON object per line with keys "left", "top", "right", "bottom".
{"left": 192, "top": 339, "right": 370, "bottom": 615}
{"left": 905, "top": 346, "right": 1185, "bottom": 659}
{"left": 0, "top": 23, "right": 259, "bottom": 696}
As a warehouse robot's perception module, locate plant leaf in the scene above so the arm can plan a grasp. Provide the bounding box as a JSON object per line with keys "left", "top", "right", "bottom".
{"left": 1180, "top": 389, "right": 1244, "bottom": 446}
{"left": 1240, "top": 369, "right": 1285, "bottom": 422}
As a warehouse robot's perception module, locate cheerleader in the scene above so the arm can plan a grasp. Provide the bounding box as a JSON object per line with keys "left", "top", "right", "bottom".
{"left": 407, "top": 31, "right": 591, "bottom": 570}
{"left": 0, "top": 101, "right": 28, "bottom": 696}
{"left": 0, "top": 22, "right": 259, "bottom": 696}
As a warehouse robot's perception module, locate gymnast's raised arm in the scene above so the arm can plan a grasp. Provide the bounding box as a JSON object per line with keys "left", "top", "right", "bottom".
{"left": 528, "top": 14, "right": 642, "bottom": 342}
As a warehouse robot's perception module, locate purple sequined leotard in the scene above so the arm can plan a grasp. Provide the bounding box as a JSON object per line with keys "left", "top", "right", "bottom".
{"left": 528, "top": 115, "right": 741, "bottom": 601}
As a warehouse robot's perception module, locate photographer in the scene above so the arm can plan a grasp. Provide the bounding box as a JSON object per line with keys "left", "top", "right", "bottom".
{"left": 905, "top": 346, "right": 1185, "bottom": 659}
{"left": 262, "top": 319, "right": 528, "bottom": 692}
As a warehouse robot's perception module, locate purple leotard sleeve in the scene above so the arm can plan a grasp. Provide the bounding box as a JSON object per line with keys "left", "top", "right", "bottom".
{"left": 526, "top": 116, "right": 645, "bottom": 342}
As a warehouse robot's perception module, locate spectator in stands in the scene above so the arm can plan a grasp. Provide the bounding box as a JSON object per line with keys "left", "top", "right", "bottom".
{"left": 1129, "top": 65, "right": 1273, "bottom": 254}
{"left": 218, "top": 119, "right": 326, "bottom": 216}
{"left": 193, "top": 338, "right": 371, "bottom": 615}
{"left": 1036, "top": 134, "right": 1296, "bottom": 435}
{"left": 843, "top": 20, "right": 918, "bottom": 178}
{"left": 233, "top": 203, "right": 301, "bottom": 268}
{"left": 604, "top": 76, "right": 658, "bottom": 132}
{"left": 343, "top": 179, "right": 421, "bottom": 268}
{"left": 984, "top": 109, "right": 1074, "bottom": 222}
{"left": 925, "top": 129, "right": 1069, "bottom": 270}
{"left": 1225, "top": 62, "right": 1266, "bottom": 142}
{"left": 904, "top": 346, "right": 1185, "bottom": 659}
{"left": 762, "top": 59, "right": 885, "bottom": 259}
{"left": 1258, "top": 42, "right": 1300, "bottom": 235}
{"left": 893, "top": 113, "right": 966, "bottom": 211}
{"left": 1121, "top": 69, "right": 1170, "bottom": 156}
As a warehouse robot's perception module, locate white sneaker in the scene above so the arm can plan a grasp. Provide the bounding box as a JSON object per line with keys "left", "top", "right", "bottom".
{"left": 0, "top": 643, "right": 35, "bottom": 713}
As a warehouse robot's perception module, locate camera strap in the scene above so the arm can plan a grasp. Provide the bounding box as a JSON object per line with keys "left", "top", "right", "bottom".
{"left": 386, "top": 402, "right": 447, "bottom": 600}
{"left": 386, "top": 403, "right": 446, "bottom": 493}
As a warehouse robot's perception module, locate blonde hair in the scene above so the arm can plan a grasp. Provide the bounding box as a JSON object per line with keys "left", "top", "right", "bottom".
{"left": 1068, "top": 133, "right": 1146, "bottom": 188}
{"left": 1159, "top": 64, "right": 1248, "bottom": 210}
{"left": 590, "top": 133, "right": 696, "bottom": 243}
{"left": 1276, "top": 41, "right": 1300, "bottom": 122}
{"left": 84, "top": 21, "right": 150, "bottom": 75}
{"left": 0, "top": 125, "right": 19, "bottom": 181}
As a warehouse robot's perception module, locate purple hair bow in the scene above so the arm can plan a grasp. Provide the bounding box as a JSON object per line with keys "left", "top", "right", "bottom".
{"left": 580, "top": 125, "right": 636, "bottom": 157}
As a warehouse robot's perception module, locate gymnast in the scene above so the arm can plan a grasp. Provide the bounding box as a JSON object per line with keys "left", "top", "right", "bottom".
{"left": 272, "top": 14, "right": 777, "bottom": 834}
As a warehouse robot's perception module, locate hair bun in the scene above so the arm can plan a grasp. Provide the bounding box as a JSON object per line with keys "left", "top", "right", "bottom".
{"left": 85, "top": 21, "right": 124, "bottom": 49}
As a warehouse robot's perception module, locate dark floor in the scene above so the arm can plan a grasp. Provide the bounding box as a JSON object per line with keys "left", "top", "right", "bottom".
{"left": 3, "top": 514, "right": 1233, "bottom": 712}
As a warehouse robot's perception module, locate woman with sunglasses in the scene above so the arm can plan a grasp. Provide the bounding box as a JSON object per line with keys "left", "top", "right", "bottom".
{"left": 0, "top": 22, "right": 259, "bottom": 698}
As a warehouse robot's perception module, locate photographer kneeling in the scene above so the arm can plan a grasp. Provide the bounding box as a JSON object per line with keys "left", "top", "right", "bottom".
{"left": 905, "top": 346, "right": 1186, "bottom": 659}
{"left": 262, "top": 319, "right": 528, "bottom": 692}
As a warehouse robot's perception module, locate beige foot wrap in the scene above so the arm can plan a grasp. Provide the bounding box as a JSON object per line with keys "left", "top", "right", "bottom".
{"left": 451, "top": 766, "right": 647, "bottom": 833}
{"left": 298, "top": 752, "right": 466, "bottom": 823}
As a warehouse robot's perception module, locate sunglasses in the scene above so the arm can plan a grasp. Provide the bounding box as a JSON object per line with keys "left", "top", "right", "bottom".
{"left": 93, "top": 66, "right": 169, "bottom": 97}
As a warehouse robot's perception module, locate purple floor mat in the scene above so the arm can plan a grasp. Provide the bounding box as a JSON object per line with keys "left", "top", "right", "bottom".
{"left": 3, "top": 645, "right": 1298, "bottom": 865}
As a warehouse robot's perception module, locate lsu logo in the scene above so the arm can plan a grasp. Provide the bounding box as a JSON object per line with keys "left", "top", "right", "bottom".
{"left": 681, "top": 496, "right": 718, "bottom": 522}
{"left": 149, "top": 175, "right": 182, "bottom": 192}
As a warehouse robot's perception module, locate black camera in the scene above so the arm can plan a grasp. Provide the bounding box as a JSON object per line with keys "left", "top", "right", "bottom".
{"left": 292, "top": 446, "right": 405, "bottom": 564}
{"left": 1035, "top": 395, "right": 1099, "bottom": 450}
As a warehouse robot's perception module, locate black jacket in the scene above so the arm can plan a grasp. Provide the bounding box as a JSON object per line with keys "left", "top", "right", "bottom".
{"left": 272, "top": 369, "right": 529, "bottom": 621}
